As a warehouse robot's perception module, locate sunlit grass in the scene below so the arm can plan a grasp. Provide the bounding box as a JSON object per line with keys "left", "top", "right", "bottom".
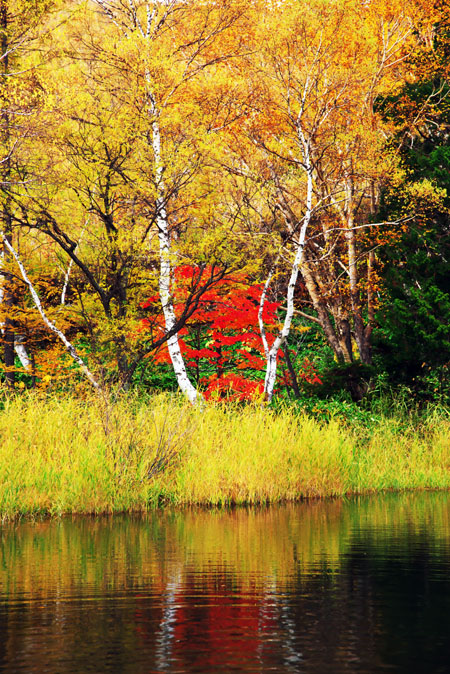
{"left": 0, "top": 391, "right": 448, "bottom": 518}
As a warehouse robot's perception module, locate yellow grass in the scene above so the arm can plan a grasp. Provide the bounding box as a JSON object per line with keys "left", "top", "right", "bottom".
{"left": 0, "top": 392, "right": 448, "bottom": 518}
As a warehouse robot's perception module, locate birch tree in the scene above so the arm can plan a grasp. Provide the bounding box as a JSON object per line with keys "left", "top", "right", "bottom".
{"left": 247, "top": 0, "right": 433, "bottom": 400}
{"left": 0, "top": 0, "right": 62, "bottom": 384}
{"left": 0, "top": 230, "right": 100, "bottom": 388}
{"left": 80, "top": 0, "right": 248, "bottom": 402}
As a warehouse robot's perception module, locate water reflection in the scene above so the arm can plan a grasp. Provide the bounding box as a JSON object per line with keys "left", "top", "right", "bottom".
{"left": 1, "top": 493, "right": 450, "bottom": 673}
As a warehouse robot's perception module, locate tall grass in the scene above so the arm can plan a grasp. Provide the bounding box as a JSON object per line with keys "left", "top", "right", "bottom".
{"left": 0, "top": 391, "right": 448, "bottom": 518}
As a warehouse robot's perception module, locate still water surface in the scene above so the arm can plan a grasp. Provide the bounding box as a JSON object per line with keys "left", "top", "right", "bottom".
{"left": 1, "top": 493, "right": 450, "bottom": 673}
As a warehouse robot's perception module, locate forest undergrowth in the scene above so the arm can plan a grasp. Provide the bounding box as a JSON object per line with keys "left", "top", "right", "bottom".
{"left": 0, "top": 391, "right": 448, "bottom": 519}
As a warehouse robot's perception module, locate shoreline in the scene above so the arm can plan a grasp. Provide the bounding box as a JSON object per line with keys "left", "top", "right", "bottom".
{"left": 2, "top": 486, "right": 450, "bottom": 523}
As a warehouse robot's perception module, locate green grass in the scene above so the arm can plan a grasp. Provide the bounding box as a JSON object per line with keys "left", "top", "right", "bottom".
{"left": 0, "top": 391, "right": 449, "bottom": 518}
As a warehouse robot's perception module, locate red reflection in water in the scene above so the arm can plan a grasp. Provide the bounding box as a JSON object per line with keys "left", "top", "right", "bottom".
{"left": 135, "top": 573, "right": 281, "bottom": 672}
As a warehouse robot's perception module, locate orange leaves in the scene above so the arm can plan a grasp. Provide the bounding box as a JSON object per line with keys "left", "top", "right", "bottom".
{"left": 202, "top": 373, "right": 264, "bottom": 403}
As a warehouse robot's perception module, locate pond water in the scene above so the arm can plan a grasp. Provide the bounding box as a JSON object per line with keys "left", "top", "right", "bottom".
{"left": 1, "top": 493, "right": 450, "bottom": 673}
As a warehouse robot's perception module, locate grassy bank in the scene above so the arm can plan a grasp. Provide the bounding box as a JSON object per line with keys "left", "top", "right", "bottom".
{"left": 0, "top": 392, "right": 449, "bottom": 518}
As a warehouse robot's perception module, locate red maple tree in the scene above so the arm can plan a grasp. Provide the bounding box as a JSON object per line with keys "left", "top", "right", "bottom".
{"left": 141, "top": 266, "right": 280, "bottom": 400}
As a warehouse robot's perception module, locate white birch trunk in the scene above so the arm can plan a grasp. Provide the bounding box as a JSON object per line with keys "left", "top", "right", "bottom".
{"left": 94, "top": 2, "right": 200, "bottom": 403}
{"left": 148, "top": 88, "right": 200, "bottom": 405}
{"left": 0, "top": 250, "right": 31, "bottom": 369}
{"left": 0, "top": 233, "right": 100, "bottom": 389}
{"left": 60, "top": 259, "right": 73, "bottom": 306}
{"left": 262, "top": 129, "right": 313, "bottom": 403}
{"left": 14, "top": 334, "right": 30, "bottom": 369}
{"left": 258, "top": 268, "right": 274, "bottom": 361}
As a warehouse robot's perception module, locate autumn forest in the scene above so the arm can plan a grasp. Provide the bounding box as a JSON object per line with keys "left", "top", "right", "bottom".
{"left": 0, "top": 0, "right": 449, "bottom": 516}
{"left": 0, "top": 0, "right": 448, "bottom": 408}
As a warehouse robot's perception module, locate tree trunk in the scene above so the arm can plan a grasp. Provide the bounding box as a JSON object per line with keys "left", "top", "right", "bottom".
{"left": 282, "top": 343, "right": 300, "bottom": 399}
{"left": 14, "top": 334, "right": 30, "bottom": 370}
{"left": 147, "top": 85, "right": 200, "bottom": 404}
{"left": 0, "top": 0, "right": 16, "bottom": 388}
{"left": 2, "top": 272, "right": 15, "bottom": 387}
{"left": 263, "top": 124, "right": 313, "bottom": 403}
{"left": 345, "top": 185, "right": 372, "bottom": 365}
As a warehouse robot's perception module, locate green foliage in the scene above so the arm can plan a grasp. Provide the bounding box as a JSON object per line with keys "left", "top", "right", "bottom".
{"left": 131, "top": 360, "right": 179, "bottom": 394}
{"left": 374, "top": 77, "right": 450, "bottom": 402}
{"left": 316, "top": 363, "right": 376, "bottom": 401}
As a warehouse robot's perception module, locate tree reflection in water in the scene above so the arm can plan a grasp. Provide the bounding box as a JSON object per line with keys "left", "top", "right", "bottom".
{"left": 0, "top": 493, "right": 450, "bottom": 673}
